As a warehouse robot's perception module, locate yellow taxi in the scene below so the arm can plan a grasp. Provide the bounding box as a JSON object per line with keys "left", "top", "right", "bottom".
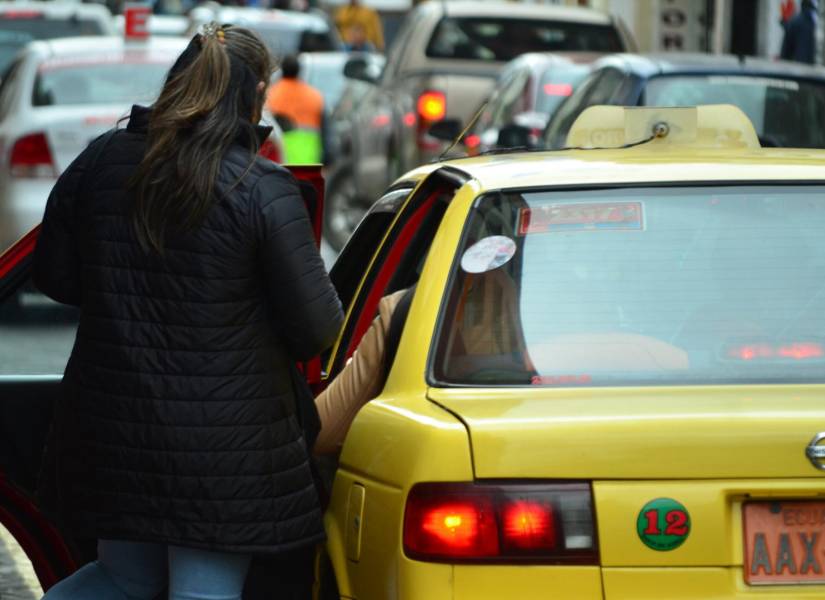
{"left": 318, "top": 105, "right": 825, "bottom": 599}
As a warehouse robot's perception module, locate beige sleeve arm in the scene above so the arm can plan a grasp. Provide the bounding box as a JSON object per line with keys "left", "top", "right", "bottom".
{"left": 313, "top": 291, "right": 405, "bottom": 454}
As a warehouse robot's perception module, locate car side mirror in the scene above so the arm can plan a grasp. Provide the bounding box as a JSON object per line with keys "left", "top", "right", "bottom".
{"left": 343, "top": 55, "right": 382, "bottom": 84}
{"left": 497, "top": 123, "right": 533, "bottom": 149}
{"left": 427, "top": 118, "right": 462, "bottom": 142}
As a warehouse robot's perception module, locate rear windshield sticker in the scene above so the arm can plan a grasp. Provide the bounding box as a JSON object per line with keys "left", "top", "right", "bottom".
{"left": 460, "top": 235, "right": 517, "bottom": 273}
{"left": 518, "top": 202, "right": 643, "bottom": 235}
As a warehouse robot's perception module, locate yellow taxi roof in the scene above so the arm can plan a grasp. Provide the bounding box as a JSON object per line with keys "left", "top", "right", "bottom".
{"left": 404, "top": 105, "right": 825, "bottom": 190}
{"left": 425, "top": 146, "right": 825, "bottom": 190}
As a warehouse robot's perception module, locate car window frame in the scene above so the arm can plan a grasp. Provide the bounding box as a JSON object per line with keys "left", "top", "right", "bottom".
{"left": 543, "top": 66, "right": 627, "bottom": 149}
{"left": 0, "top": 55, "right": 24, "bottom": 122}
{"left": 324, "top": 168, "right": 468, "bottom": 380}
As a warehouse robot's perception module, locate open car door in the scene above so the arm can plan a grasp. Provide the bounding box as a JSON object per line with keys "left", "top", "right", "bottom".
{"left": 0, "top": 165, "right": 326, "bottom": 595}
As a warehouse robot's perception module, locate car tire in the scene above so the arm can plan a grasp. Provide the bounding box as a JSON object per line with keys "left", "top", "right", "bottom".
{"left": 324, "top": 165, "right": 366, "bottom": 252}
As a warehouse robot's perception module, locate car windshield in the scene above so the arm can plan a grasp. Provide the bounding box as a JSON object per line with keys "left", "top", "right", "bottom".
{"left": 433, "top": 185, "right": 825, "bottom": 387}
{"left": 250, "top": 23, "right": 337, "bottom": 55}
{"left": 33, "top": 59, "right": 171, "bottom": 106}
{"left": 643, "top": 74, "right": 825, "bottom": 148}
{"left": 0, "top": 16, "right": 104, "bottom": 70}
{"left": 426, "top": 18, "right": 622, "bottom": 61}
{"left": 535, "top": 63, "right": 590, "bottom": 115}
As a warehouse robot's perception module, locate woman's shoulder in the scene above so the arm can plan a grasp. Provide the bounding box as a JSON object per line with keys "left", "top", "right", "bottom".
{"left": 222, "top": 150, "right": 300, "bottom": 201}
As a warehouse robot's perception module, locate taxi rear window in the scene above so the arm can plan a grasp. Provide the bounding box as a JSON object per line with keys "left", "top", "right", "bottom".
{"left": 432, "top": 185, "right": 825, "bottom": 387}
{"left": 32, "top": 60, "right": 171, "bottom": 106}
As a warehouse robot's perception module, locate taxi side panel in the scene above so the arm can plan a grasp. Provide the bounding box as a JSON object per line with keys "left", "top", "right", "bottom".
{"left": 328, "top": 395, "right": 474, "bottom": 599}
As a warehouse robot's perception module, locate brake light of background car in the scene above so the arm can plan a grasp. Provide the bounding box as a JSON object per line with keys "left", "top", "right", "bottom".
{"left": 417, "top": 90, "right": 447, "bottom": 122}
{"left": 404, "top": 482, "right": 596, "bottom": 563}
{"left": 543, "top": 83, "right": 573, "bottom": 97}
{"left": 258, "top": 139, "right": 282, "bottom": 164}
{"left": 1, "top": 10, "right": 43, "bottom": 18}
{"left": 10, "top": 132, "right": 57, "bottom": 178}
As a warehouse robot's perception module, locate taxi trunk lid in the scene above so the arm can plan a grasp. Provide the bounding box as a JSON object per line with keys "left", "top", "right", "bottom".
{"left": 427, "top": 386, "right": 825, "bottom": 480}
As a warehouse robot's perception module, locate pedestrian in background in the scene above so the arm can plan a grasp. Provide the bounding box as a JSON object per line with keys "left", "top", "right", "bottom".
{"left": 266, "top": 54, "right": 325, "bottom": 163}
{"left": 334, "top": 0, "right": 384, "bottom": 52}
{"left": 343, "top": 23, "right": 376, "bottom": 52}
{"left": 33, "top": 23, "right": 343, "bottom": 600}
{"left": 781, "top": 0, "right": 819, "bottom": 64}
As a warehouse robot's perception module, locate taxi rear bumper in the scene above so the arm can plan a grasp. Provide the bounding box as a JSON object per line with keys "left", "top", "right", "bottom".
{"left": 603, "top": 567, "right": 825, "bottom": 599}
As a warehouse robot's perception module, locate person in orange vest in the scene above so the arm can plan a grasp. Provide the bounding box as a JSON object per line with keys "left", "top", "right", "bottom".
{"left": 334, "top": 0, "right": 384, "bottom": 52}
{"left": 265, "top": 54, "right": 324, "bottom": 163}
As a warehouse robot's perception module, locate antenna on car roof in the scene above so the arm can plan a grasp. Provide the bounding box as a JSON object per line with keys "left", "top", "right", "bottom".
{"left": 437, "top": 100, "right": 489, "bottom": 162}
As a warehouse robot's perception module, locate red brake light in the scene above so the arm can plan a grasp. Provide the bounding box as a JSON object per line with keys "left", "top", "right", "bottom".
{"left": 417, "top": 90, "right": 446, "bottom": 122}
{"left": 726, "top": 341, "right": 824, "bottom": 361}
{"left": 543, "top": 83, "right": 573, "bottom": 97}
{"left": 10, "top": 132, "right": 56, "bottom": 178}
{"left": 404, "top": 482, "right": 596, "bottom": 563}
{"left": 464, "top": 133, "right": 481, "bottom": 150}
{"left": 417, "top": 500, "right": 498, "bottom": 556}
{"left": 1, "top": 10, "right": 43, "bottom": 19}
{"left": 501, "top": 499, "right": 557, "bottom": 551}
{"left": 778, "top": 342, "right": 824, "bottom": 359}
{"left": 258, "top": 139, "right": 281, "bottom": 164}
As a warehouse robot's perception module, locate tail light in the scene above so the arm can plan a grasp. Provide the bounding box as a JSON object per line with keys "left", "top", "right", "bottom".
{"left": 258, "top": 138, "right": 282, "bottom": 164}
{"left": 404, "top": 482, "right": 597, "bottom": 563}
{"left": 416, "top": 90, "right": 447, "bottom": 152}
{"left": 9, "top": 132, "right": 57, "bottom": 178}
{"left": 417, "top": 90, "right": 446, "bottom": 122}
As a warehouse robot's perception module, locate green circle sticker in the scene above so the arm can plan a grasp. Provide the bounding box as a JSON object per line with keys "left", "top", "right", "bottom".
{"left": 636, "top": 498, "right": 691, "bottom": 551}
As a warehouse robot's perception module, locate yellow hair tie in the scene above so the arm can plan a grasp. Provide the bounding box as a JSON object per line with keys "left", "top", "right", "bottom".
{"left": 216, "top": 29, "right": 225, "bottom": 44}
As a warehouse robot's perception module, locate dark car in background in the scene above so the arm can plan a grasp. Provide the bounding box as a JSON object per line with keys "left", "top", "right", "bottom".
{"left": 461, "top": 51, "right": 599, "bottom": 156}
{"left": 323, "top": 0, "right": 635, "bottom": 249}
{"left": 542, "top": 53, "right": 825, "bottom": 150}
{"left": 0, "top": 2, "right": 115, "bottom": 73}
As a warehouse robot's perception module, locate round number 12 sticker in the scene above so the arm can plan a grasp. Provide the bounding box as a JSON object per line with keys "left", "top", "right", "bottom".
{"left": 636, "top": 498, "right": 691, "bottom": 551}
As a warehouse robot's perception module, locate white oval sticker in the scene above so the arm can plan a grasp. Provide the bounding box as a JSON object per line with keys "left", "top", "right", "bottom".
{"left": 460, "top": 235, "right": 517, "bottom": 274}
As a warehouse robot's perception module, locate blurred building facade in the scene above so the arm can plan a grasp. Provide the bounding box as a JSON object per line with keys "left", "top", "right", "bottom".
{"left": 553, "top": 0, "right": 824, "bottom": 62}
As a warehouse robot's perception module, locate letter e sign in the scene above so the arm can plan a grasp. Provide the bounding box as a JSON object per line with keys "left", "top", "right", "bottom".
{"left": 124, "top": 3, "right": 151, "bottom": 40}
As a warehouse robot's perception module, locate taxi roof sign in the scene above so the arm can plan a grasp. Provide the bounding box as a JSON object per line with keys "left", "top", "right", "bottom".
{"left": 566, "top": 105, "right": 761, "bottom": 150}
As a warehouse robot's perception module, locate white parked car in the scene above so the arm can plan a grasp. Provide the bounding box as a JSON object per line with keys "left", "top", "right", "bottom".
{"left": 0, "top": 36, "right": 285, "bottom": 252}
{"left": 0, "top": 2, "right": 115, "bottom": 73}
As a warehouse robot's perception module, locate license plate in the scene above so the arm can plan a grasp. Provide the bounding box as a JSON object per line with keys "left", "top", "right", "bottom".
{"left": 743, "top": 501, "right": 825, "bottom": 585}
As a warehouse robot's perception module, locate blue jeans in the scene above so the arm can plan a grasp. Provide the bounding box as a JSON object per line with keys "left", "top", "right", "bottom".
{"left": 42, "top": 539, "right": 251, "bottom": 600}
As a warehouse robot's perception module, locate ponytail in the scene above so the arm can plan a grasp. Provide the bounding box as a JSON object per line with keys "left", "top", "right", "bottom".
{"left": 130, "top": 24, "right": 272, "bottom": 254}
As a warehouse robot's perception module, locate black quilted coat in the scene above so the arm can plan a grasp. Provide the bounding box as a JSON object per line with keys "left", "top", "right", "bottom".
{"left": 32, "top": 105, "right": 344, "bottom": 554}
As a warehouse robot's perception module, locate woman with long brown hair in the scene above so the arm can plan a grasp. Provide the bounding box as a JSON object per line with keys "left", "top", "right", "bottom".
{"left": 33, "top": 23, "right": 343, "bottom": 599}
